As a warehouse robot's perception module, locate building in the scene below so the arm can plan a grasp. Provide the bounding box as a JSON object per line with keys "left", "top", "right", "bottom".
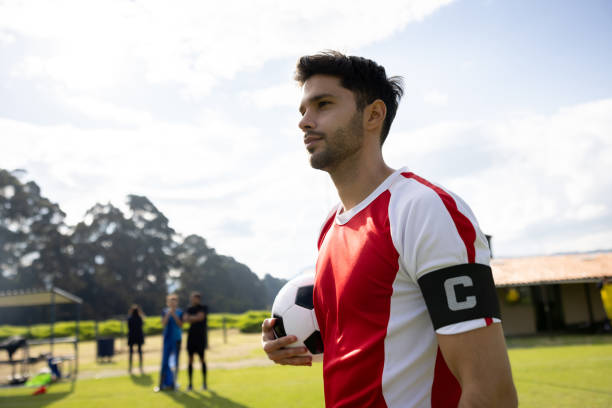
{"left": 491, "top": 252, "right": 611, "bottom": 336}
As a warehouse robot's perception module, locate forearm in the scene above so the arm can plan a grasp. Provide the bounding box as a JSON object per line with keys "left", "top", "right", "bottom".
{"left": 171, "top": 313, "right": 183, "bottom": 327}
{"left": 458, "top": 383, "right": 517, "bottom": 408}
{"left": 191, "top": 312, "right": 205, "bottom": 323}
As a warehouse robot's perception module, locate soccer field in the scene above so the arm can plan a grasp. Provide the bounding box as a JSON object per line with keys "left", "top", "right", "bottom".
{"left": 510, "top": 341, "right": 612, "bottom": 407}
{"left": 1, "top": 334, "right": 611, "bottom": 407}
{"left": 0, "top": 365, "right": 325, "bottom": 408}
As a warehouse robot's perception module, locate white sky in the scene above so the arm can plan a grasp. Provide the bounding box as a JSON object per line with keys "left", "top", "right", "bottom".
{"left": 1, "top": 0, "right": 611, "bottom": 279}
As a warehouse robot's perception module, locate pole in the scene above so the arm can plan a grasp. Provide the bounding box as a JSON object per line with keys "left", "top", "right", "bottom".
{"left": 76, "top": 302, "right": 80, "bottom": 375}
{"left": 584, "top": 283, "right": 594, "bottom": 328}
{"left": 50, "top": 289, "right": 56, "bottom": 355}
{"left": 223, "top": 316, "right": 227, "bottom": 344}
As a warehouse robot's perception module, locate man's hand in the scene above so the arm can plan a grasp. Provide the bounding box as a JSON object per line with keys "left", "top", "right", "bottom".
{"left": 262, "top": 318, "right": 312, "bottom": 366}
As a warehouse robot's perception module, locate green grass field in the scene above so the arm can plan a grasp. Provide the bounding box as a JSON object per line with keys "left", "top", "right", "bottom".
{"left": 1, "top": 334, "right": 611, "bottom": 407}
{"left": 0, "top": 366, "right": 325, "bottom": 408}
{"left": 510, "top": 342, "right": 612, "bottom": 407}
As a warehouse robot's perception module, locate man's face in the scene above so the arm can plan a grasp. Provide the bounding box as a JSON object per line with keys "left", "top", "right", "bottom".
{"left": 167, "top": 296, "right": 178, "bottom": 308}
{"left": 298, "top": 75, "right": 364, "bottom": 171}
{"left": 190, "top": 294, "right": 200, "bottom": 306}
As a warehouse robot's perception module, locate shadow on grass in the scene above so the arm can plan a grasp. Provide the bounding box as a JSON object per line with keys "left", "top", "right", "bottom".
{"left": 161, "top": 389, "right": 249, "bottom": 408}
{"left": 0, "top": 379, "right": 76, "bottom": 408}
{"left": 129, "top": 373, "right": 153, "bottom": 387}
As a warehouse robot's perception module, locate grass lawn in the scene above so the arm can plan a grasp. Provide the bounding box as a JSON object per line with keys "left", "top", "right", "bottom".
{"left": 0, "top": 333, "right": 611, "bottom": 407}
{"left": 510, "top": 340, "right": 612, "bottom": 407}
{"left": 0, "top": 365, "right": 325, "bottom": 408}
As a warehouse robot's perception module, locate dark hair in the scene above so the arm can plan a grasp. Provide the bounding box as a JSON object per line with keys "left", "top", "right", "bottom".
{"left": 295, "top": 50, "right": 404, "bottom": 145}
{"left": 129, "top": 304, "right": 142, "bottom": 317}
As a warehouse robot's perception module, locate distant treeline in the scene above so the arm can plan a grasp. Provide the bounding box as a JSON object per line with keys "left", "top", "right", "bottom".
{"left": 0, "top": 169, "right": 286, "bottom": 325}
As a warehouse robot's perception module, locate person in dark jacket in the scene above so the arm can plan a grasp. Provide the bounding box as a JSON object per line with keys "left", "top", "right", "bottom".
{"left": 127, "top": 304, "right": 145, "bottom": 374}
{"left": 184, "top": 292, "right": 208, "bottom": 390}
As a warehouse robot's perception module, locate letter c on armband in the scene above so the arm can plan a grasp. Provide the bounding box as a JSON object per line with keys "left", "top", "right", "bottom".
{"left": 444, "top": 276, "right": 477, "bottom": 311}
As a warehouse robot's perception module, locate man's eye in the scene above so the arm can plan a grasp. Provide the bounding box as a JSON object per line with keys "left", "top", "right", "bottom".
{"left": 318, "top": 101, "right": 330, "bottom": 108}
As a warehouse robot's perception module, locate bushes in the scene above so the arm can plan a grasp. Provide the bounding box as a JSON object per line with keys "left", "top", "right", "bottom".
{"left": 0, "top": 310, "right": 271, "bottom": 340}
{"left": 0, "top": 325, "right": 28, "bottom": 339}
{"left": 236, "top": 311, "right": 270, "bottom": 333}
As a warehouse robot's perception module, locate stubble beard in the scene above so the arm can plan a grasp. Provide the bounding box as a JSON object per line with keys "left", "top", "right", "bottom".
{"left": 309, "top": 111, "right": 364, "bottom": 171}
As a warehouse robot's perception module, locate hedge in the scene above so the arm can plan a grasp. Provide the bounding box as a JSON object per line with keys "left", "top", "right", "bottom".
{"left": 0, "top": 310, "right": 271, "bottom": 341}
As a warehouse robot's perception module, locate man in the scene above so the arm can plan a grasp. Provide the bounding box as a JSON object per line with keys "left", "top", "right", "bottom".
{"left": 262, "top": 51, "right": 518, "bottom": 407}
{"left": 155, "top": 293, "right": 183, "bottom": 392}
{"left": 184, "top": 292, "right": 208, "bottom": 390}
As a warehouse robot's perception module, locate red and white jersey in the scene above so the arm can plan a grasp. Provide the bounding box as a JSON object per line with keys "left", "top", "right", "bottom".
{"left": 313, "top": 168, "right": 500, "bottom": 408}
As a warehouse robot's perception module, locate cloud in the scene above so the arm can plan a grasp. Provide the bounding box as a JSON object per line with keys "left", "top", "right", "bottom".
{"left": 423, "top": 89, "right": 449, "bottom": 106}
{"left": 0, "top": 0, "right": 455, "bottom": 97}
{"left": 60, "top": 96, "right": 154, "bottom": 126}
{"left": 0, "top": 112, "right": 334, "bottom": 278}
{"left": 0, "top": 30, "right": 14, "bottom": 45}
{"left": 241, "top": 83, "right": 302, "bottom": 110}
{"left": 384, "top": 98, "right": 612, "bottom": 258}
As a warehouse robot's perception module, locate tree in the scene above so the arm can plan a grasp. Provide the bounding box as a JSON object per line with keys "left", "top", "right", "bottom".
{"left": 175, "top": 234, "right": 268, "bottom": 312}
{"left": 0, "top": 169, "right": 75, "bottom": 323}
{"left": 262, "top": 274, "right": 288, "bottom": 308}
{"left": 0, "top": 170, "right": 73, "bottom": 288}
{"left": 70, "top": 196, "right": 177, "bottom": 319}
{"left": 1, "top": 167, "right": 288, "bottom": 324}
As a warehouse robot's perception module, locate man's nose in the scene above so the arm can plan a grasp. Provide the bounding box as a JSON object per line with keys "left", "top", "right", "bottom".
{"left": 299, "top": 112, "right": 315, "bottom": 131}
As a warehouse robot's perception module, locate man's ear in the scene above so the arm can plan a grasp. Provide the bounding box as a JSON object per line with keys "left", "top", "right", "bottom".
{"left": 363, "top": 99, "right": 387, "bottom": 132}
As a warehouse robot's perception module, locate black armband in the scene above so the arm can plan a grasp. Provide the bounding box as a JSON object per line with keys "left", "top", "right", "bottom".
{"left": 417, "top": 263, "right": 500, "bottom": 330}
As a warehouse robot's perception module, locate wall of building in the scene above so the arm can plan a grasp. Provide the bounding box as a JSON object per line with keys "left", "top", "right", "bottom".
{"left": 497, "top": 288, "right": 537, "bottom": 336}
{"left": 562, "top": 284, "right": 587, "bottom": 325}
{"left": 561, "top": 283, "right": 607, "bottom": 326}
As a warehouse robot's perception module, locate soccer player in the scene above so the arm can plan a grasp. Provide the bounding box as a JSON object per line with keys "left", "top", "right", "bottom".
{"left": 184, "top": 292, "right": 209, "bottom": 390}
{"left": 262, "top": 51, "right": 518, "bottom": 407}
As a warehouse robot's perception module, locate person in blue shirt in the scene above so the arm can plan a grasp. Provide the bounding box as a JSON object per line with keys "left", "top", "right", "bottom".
{"left": 155, "top": 293, "right": 183, "bottom": 391}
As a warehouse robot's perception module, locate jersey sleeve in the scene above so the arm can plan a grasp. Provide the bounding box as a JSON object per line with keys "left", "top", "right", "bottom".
{"left": 389, "top": 176, "right": 500, "bottom": 334}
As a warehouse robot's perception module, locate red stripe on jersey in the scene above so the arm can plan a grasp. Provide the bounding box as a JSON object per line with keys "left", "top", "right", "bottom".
{"left": 431, "top": 348, "right": 461, "bottom": 407}
{"left": 317, "top": 209, "right": 336, "bottom": 250}
{"left": 485, "top": 317, "right": 493, "bottom": 326}
{"left": 402, "top": 172, "right": 477, "bottom": 263}
{"left": 314, "top": 191, "right": 398, "bottom": 407}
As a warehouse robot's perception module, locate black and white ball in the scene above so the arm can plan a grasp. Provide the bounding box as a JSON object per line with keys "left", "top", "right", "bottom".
{"left": 271, "top": 272, "right": 324, "bottom": 361}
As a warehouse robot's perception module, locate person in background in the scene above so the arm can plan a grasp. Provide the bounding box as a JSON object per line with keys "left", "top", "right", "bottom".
{"left": 155, "top": 293, "right": 183, "bottom": 392}
{"left": 127, "top": 304, "right": 145, "bottom": 374}
{"left": 184, "top": 292, "right": 209, "bottom": 391}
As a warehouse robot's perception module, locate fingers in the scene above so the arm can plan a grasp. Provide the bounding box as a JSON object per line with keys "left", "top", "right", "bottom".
{"left": 261, "top": 318, "right": 277, "bottom": 341}
{"left": 261, "top": 318, "right": 313, "bottom": 366}
{"left": 265, "top": 344, "right": 312, "bottom": 366}
{"left": 275, "top": 355, "right": 313, "bottom": 366}
{"left": 263, "top": 333, "right": 298, "bottom": 351}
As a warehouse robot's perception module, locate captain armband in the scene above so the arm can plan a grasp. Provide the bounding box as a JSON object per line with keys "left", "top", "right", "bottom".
{"left": 417, "top": 263, "right": 501, "bottom": 330}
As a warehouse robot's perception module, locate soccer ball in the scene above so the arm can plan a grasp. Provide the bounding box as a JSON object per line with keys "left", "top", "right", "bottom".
{"left": 271, "top": 272, "right": 324, "bottom": 362}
